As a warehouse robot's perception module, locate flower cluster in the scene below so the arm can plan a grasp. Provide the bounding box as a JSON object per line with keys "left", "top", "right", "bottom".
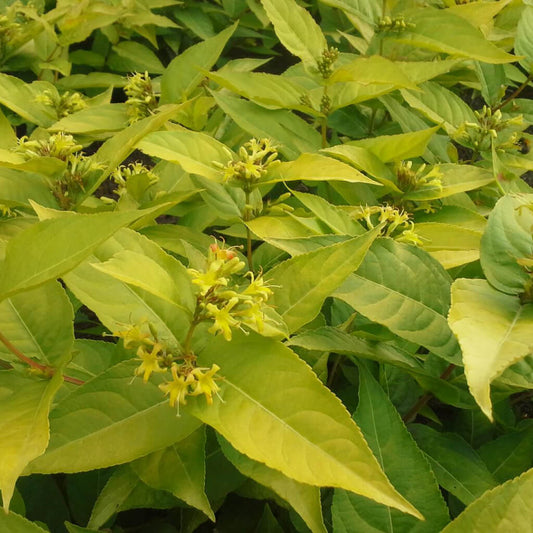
{"left": 396, "top": 161, "right": 443, "bottom": 194}
{"left": 454, "top": 106, "right": 523, "bottom": 153}
{"left": 316, "top": 46, "right": 338, "bottom": 79}
{"left": 111, "top": 162, "right": 159, "bottom": 198}
{"left": 16, "top": 133, "right": 103, "bottom": 209}
{"left": 215, "top": 138, "right": 280, "bottom": 190}
{"left": 124, "top": 71, "right": 158, "bottom": 124}
{"left": 114, "top": 320, "right": 222, "bottom": 415}
{"left": 354, "top": 204, "right": 422, "bottom": 246}
{"left": 188, "top": 242, "right": 274, "bottom": 340}
{"left": 376, "top": 16, "right": 414, "bottom": 33}
{"left": 35, "top": 89, "right": 87, "bottom": 118}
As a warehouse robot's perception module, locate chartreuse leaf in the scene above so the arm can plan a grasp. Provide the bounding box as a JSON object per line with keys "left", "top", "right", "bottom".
{"left": 92, "top": 249, "right": 194, "bottom": 310}
{"left": 515, "top": 3, "right": 533, "bottom": 72}
{"left": 334, "top": 240, "right": 460, "bottom": 363}
{"left": 0, "top": 210, "right": 145, "bottom": 301}
{"left": 0, "top": 168, "right": 58, "bottom": 209}
{"left": 138, "top": 129, "right": 233, "bottom": 181}
{"left": 207, "top": 71, "right": 312, "bottom": 113}
{"left": 480, "top": 194, "right": 533, "bottom": 296}
{"left": 409, "top": 424, "right": 497, "bottom": 505}
{"left": 332, "top": 366, "right": 449, "bottom": 532}
{"left": 0, "top": 509, "right": 48, "bottom": 532}
{"left": 218, "top": 436, "right": 327, "bottom": 533}
{"left": 63, "top": 228, "right": 193, "bottom": 348}
{"left": 268, "top": 229, "right": 379, "bottom": 334}
{"left": 404, "top": 164, "right": 495, "bottom": 202}
{"left": 330, "top": 55, "right": 417, "bottom": 90}
{"left": 0, "top": 372, "right": 64, "bottom": 510}
{"left": 448, "top": 278, "right": 533, "bottom": 421}
{"left": 0, "top": 281, "right": 73, "bottom": 367}
{"left": 49, "top": 104, "right": 129, "bottom": 134}
{"left": 260, "top": 0, "right": 326, "bottom": 69}
{"left": 396, "top": 7, "right": 516, "bottom": 64}
{"left": 266, "top": 153, "right": 379, "bottom": 186}
{"left": 189, "top": 331, "right": 421, "bottom": 518}
{"left": 132, "top": 427, "right": 214, "bottom": 521}
{"left": 89, "top": 104, "right": 181, "bottom": 196}
{"left": 347, "top": 127, "right": 439, "bottom": 163}
{"left": 160, "top": 23, "right": 237, "bottom": 103}
{"left": 0, "top": 74, "right": 57, "bottom": 127}
{"left": 401, "top": 82, "right": 476, "bottom": 134}
{"left": 441, "top": 468, "right": 533, "bottom": 533}
{"left": 212, "top": 92, "right": 321, "bottom": 159}
{"left": 26, "top": 360, "right": 202, "bottom": 474}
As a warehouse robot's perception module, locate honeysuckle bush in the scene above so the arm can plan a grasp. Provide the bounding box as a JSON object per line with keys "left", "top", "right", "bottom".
{"left": 0, "top": 0, "right": 533, "bottom": 531}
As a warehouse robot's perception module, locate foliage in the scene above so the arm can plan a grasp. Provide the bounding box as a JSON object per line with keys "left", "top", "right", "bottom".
{"left": 0, "top": 0, "right": 533, "bottom": 531}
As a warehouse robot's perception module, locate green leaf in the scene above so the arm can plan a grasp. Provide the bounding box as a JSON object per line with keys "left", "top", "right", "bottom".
{"left": 267, "top": 153, "right": 380, "bottom": 186}
{"left": 332, "top": 366, "right": 449, "bottom": 532}
{"left": 0, "top": 168, "right": 58, "bottom": 209}
{"left": 480, "top": 194, "right": 533, "bottom": 296}
{"left": 401, "top": 82, "right": 476, "bottom": 134}
{"left": 292, "top": 191, "right": 364, "bottom": 236}
{"left": 478, "top": 423, "right": 533, "bottom": 484}
{"left": 268, "top": 229, "right": 379, "bottom": 334}
{"left": 26, "top": 360, "right": 202, "bottom": 474}
{"left": 441, "top": 468, "right": 533, "bottom": 533}
{"left": 49, "top": 104, "right": 129, "bottom": 134}
{"left": 334, "top": 239, "right": 460, "bottom": 363}
{"left": 137, "top": 129, "right": 232, "bottom": 181}
{"left": 0, "top": 372, "right": 64, "bottom": 510}
{"left": 0, "top": 74, "right": 57, "bottom": 127}
{"left": 132, "top": 427, "right": 214, "bottom": 520}
{"left": 108, "top": 41, "right": 165, "bottom": 74}
{"left": 409, "top": 424, "right": 497, "bottom": 505}
{"left": 346, "top": 127, "right": 440, "bottom": 163}
{"left": 0, "top": 281, "right": 73, "bottom": 367}
{"left": 287, "top": 327, "right": 422, "bottom": 371}
{"left": 515, "top": 4, "right": 533, "bottom": 72}
{"left": 161, "top": 23, "right": 237, "bottom": 103}
{"left": 0, "top": 510, "right": 48, "bottom": 532}
{"left": 475, "top": 62, "right": 506, "bottom": 108}
{"left": 92, "top": 249, "right": 195, "bottom": 311}
{"left": 212, "top": 92, "right": 321, "bottom": 159}
{"left": 189, "top": 331, "right": 421, "bottom": 518}
{"left": 0, "top": 210, "right": 145, "bottom": 301}
{"left": 64, "top": 228, "right": 192, "bottom": 349}
{"left": 260, "top": 0, "right": 326, "bottom": 69}
{"left": 448, "top": 278, "right": 533, "bottom": 421}
{"left": 396, "top": 8, "right": 516, "bottom": 64}
{"left": 218, "top": 436, "right": 326, "bottom": 533}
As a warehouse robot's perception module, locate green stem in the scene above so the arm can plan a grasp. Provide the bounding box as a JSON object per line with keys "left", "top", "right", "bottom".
{"left": 402, "top": 363, "right": 456, "bottom": 424}
{"left": 0, "top": 329, "right": 85, "bottom": 385}
{"left": 321, "top": 117, "right": 328, "bottom": 149}
{"left": 243, "top": 190, "right": 254, "bottom": 271}
{"left": 183, "top": 318, "right": 199, "bottom": 357}
{"left": 492, "top": 72, "right": 533, "bottom": 113}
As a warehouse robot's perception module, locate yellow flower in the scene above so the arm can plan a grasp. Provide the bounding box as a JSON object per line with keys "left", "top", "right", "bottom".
{"left": 206, "top": 298, "right": 240, "bottom": 341}
{"left": 135, "top": 342, "right": 166, "bottom": 382}
{"left": 159, "top": 364, "right": 194, "bottom": 413}
{"left": 190, "top": 364, "right": 221, "bottom": 405}
{"left": 242, "top": 272, "right": 273, "bottom": 302}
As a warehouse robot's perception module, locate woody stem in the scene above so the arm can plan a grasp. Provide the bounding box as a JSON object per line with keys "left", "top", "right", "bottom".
{"left": 0, "top": 329, "right": 85, "bottom": 385}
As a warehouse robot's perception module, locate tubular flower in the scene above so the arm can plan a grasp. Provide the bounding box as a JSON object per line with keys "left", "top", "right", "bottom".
{"left": 159, "top": 364, "right": 194, "bottom": 413}
{"left": 135, "top": 342, "right": 166, "bottom": 382}
{"left": 189, "top": 364, "right": 221, "bottom": 405}
{"left": 242, "top": 272, "right": 273, "bottom": 302}
{"left": 206, "top": 298, "right": 240, "bottom": 341}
